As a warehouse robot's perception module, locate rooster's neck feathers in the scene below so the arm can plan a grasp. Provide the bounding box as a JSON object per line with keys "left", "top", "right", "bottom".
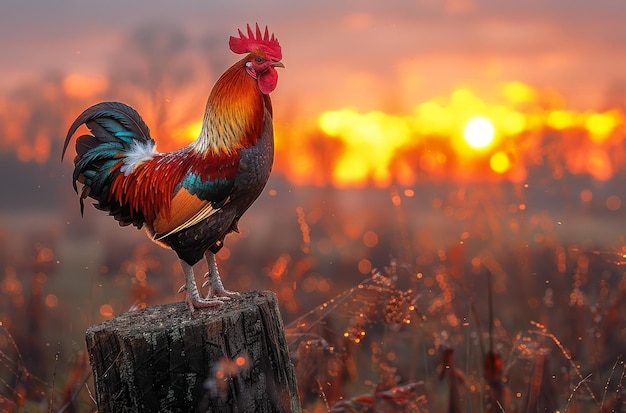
{"left": 194, "top": 59, "right": 265, "bottom": 156}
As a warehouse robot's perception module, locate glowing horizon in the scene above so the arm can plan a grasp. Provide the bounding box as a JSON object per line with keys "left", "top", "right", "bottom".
{"left": 2, "top": 74, "right": 625, "bottom": 188}
{"left": 278, "top": 81, "right": 624, "bottom": 186}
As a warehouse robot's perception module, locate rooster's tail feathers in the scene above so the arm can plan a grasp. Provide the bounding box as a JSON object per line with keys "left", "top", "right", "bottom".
{"left": 63, "top": 101, "right": 152, "bottom": 159}
{"left": 63, "top": 102, "right": 155, "bottom": 225}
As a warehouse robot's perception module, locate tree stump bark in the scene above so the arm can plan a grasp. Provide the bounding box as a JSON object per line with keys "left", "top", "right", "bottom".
{"left": 85, "top": 290, "right": 301, "bottom": 413}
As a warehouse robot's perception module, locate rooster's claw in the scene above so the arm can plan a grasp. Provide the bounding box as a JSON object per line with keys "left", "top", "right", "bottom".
{"left": 185, "top": 292, "right": 224, "bottom": 312}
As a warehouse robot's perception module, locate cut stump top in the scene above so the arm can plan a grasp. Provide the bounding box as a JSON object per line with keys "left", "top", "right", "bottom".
{"left": 86, "top": 290, "right": 301, "bottom": 413}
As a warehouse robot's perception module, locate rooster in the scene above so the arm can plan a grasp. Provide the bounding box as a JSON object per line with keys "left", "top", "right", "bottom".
{"left": 62, "top": 24, "right": 283, "bottom": 311}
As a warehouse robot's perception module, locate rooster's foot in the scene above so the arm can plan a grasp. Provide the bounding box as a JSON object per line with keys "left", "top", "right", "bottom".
{"left": 202, "top": 251, "right": 240, "bottom": 300}
{"left": 185, "top": 291, "right": 224, "bottom": 312}
{"left": 202, "top": 274, "right": 240, "bottom": 299}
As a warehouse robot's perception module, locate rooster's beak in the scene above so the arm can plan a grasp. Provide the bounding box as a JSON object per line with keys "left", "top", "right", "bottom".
{"left": 271, "top": 61, "right": 285, "bottom": 69}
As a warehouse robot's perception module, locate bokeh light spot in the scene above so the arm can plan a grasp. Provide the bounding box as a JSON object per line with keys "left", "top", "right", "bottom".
{"left": 580, "top": 189, "right": 593, "bottom": 203}
{"left": 606, "top": 195, "right": 621, "bottom": 211}
{"left": 490, "top": 151, "right": 511, "bottom": 174}
{"left": 362, "top": 231, "right": 379, "bottom": 248}
{"left": 99, "top": 304, "right": 114, "bottom": 318}
{"left": 357, "top": 259, "right": 372, "bottom": 274}
{"left": 45, "top": 294, "right": 58, "bottom": 308}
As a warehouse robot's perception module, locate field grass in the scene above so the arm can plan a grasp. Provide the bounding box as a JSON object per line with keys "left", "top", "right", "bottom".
{"left": 0, "top": 180, "right": 625, "bottom": 412}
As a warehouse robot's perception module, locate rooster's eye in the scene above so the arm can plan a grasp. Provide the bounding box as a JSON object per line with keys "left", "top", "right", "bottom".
{"left": 255, "top": 57, "right": 264, "bottom": 64}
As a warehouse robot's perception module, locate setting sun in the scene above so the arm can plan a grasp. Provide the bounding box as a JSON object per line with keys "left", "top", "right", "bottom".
{"left": 463, "top": 117, "right": 495, "bottom": 149}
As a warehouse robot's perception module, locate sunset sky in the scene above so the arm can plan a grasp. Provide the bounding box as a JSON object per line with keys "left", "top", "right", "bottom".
{"left": 1, "top": 1, "right": 626, "bottom": 188}
{"left": 2, "top": 0, "right": 626, "bottom": 113}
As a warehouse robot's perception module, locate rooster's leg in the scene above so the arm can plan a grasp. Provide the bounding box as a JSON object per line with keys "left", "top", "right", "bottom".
{"left": 179, "top": 259, "right": 224, "bottom": 311}
{"left": 202, "top": 251, "right": 240, "bottom": 299}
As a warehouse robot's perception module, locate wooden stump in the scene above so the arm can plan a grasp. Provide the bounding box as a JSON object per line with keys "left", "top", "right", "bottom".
{"left": 85, "top": 290, "right": 301, "bottom": 413}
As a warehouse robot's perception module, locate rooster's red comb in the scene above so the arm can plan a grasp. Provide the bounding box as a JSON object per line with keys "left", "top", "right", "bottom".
{"left": 229, "top": 23, "right": 282, "bottom": 61}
